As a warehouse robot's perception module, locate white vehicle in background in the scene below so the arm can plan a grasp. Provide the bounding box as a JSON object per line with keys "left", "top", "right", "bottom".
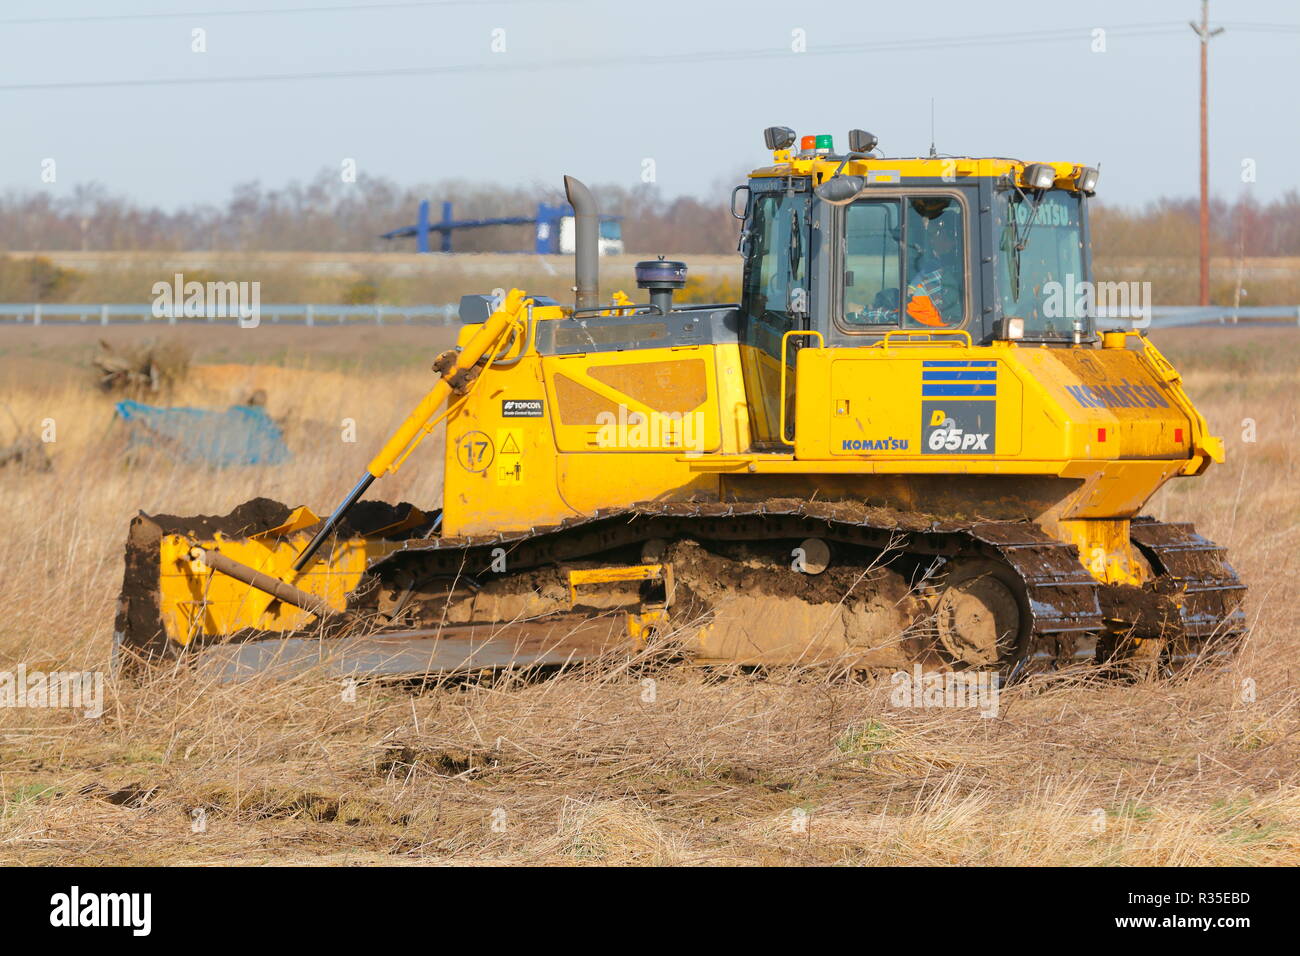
{"left": 558, "top": 215, "right": 623, "bottom": 256}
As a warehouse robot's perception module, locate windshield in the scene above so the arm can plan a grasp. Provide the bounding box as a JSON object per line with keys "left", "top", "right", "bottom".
{"left": 599, "top": 219, "right": 621, "bottom": 240}
{"left": 997, "top": 189, "right": 1086, "bottom": 338}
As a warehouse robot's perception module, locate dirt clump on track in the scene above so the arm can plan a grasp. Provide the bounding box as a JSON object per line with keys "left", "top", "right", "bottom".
{"left": 148, "top": 497, "right": 294, "bottom": 539}
{"left": 755, "top": 496, "right": 947, "bottom": 533}
{"left": 146, "top": 496, "right": 431, "bottom": 540}
{"left": 664, "top": 539, "right": 921, "bottom": 665}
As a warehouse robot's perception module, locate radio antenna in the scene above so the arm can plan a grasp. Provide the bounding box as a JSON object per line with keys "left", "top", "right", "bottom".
{"left": 929, "top": 98, "right": 937, "bottom": 158}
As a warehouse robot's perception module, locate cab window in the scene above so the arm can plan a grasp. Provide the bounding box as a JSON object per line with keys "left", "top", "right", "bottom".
{"left": 841, "top": 195, "right": 966, "bottom": 330}
{"left": 742, "top": 189, "right": 809, "bottom": 347}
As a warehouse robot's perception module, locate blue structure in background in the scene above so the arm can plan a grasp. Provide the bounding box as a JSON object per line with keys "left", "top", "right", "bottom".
{"left": 381, "top": 200, "right": 622, "bottom": 254}
{"left": 115, "top": 400, "right": 290, "bottom": 467}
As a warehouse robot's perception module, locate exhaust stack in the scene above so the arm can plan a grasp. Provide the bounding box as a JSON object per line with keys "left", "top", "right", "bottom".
{"left": 564, "top": 175, "right": 599, "bottom": 310}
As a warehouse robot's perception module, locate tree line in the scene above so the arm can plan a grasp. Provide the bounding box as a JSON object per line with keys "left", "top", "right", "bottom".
{"left": 0, "top": 170, "right": 738, "bottom": 256}
{"left": 8, "top": 168, "right": 1294, "bottom": 258}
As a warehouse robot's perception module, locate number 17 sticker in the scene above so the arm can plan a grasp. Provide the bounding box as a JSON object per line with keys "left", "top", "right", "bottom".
{"left": 456, "top": 431, "right": 494, "bottom": 472}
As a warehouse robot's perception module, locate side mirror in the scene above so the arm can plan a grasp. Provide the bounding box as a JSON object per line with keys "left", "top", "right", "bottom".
{"left": 730, "top": 184, "right": 751, "bottom": 220}
{"left": 814, "top": 175, "right": 866, "bottom": 206}
{"left": 847, "top": 129, "right": 878, "bottom": 153}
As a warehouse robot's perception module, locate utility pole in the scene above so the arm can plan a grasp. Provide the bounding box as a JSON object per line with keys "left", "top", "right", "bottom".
{"left": 1190, "top": 1, "right": 1224, "bottom": 306}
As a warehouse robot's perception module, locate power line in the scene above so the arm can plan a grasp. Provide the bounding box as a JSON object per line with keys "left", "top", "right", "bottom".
{"left": 1217, "top": 21, "right": 1300, "bottom": 33}
{"left": 815, "top": 23, "right": 1187, "bottom": 54}
{"left": 0, "top": 0, "right": 565, "bottom": 26}
{"left": 0, "top": 23, "right": 1194, "bottom": 93}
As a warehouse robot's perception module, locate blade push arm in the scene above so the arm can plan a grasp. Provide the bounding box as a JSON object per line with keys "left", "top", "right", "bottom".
{"left": 291, "top": 289, "right": 526, "bottom": 572}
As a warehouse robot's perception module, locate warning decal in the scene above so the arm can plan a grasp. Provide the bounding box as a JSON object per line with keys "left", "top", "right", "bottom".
{"left": 496, "top": 428, "right": 523, "bottom": 485}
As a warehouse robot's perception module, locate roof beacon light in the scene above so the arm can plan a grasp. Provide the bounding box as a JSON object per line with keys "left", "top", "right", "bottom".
{"left": 814, "top": 134, "right": 833, "bottom": 154}
{"left": 799, "top": 135, "right": 817, "bottom": 155}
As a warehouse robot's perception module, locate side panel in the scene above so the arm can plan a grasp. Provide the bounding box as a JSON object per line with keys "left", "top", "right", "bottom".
{"left": 795, "top": 349, "right": 1023, "bottom": 459}
{"left": 794, "top": 343, "right": 1193, "bottom": 464}
{"left": 542, "top": 347, "right": 722, "bottom": 454}
{"left": 1018, "top": 347, "right": 1191, "bottom": 458}
{"left": 443, "top": 340, "right": 745, "bottom": 536}
{"left": 542, "top": 343, "right": 727, "bottom": 517}
{"left": 442, "top": 352, "right": 574, "bottom": 536}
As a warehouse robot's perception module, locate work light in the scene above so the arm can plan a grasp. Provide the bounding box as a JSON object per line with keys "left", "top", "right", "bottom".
{"left": 1021, "top": 164, "right": 1057, "bottom": 190}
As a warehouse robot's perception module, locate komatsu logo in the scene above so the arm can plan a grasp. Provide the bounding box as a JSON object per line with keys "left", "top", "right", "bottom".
{"left": 1064, "top": 380, "right": 1169, "bottom": 410}
{"left": 842, "top": 437, "right": 908, "bottom": 451}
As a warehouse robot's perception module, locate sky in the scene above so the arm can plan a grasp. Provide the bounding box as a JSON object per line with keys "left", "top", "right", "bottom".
{"left": 0, "top": 0, "right": 1296, "bottom": 211}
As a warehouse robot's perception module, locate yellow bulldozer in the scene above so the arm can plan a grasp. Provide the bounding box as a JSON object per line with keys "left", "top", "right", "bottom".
{"left": 115, "top": 127, "right": 1246, "bottom": 681}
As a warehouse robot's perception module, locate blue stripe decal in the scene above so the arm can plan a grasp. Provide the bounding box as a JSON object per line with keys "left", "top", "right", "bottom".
{"left": 921, "top": 384, "right": 997, "bottom": 397}
{"left": 922, "top": 370, "right": 997, "bottom": 381}
{"left": 922, "top": 361, "right": 997, "bottom": 368}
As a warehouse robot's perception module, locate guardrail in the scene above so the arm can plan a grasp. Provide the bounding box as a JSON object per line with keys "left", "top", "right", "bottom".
{"left": 1147, "top": 305, "right": 1300, "bottom": 328}
{"left": 0, "top": 303, "right": 460, "bottom": 325}
{"left": 1092, "top": 305, "right": 1300, "bottom": 328}
{"left": 2, "top": 302, "right": 1298, "bottom": 329}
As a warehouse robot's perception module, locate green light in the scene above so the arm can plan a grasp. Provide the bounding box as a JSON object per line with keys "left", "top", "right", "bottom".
{"left": 815, "top": 134, "right": 833, "bottom": 151}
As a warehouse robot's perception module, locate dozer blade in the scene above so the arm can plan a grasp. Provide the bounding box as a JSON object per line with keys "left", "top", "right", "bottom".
{"left": 195, "top": 617, "right": 629, "bottom": 683}
{"left": 113, "top": 497, "right": 645, "bottom": 682}
{"left": 114, "top": 497, "right": 427, "bottom": 665}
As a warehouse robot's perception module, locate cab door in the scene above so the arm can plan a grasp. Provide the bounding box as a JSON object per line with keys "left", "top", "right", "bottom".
{"left": 738, "top": 182, "right": 810, "bottom": 447}
{"left": 833, "top": 191, "right": 973, "bottom": 337}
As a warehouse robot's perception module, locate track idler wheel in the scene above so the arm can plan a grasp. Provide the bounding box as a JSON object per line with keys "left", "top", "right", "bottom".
{"left": 931, "top": 559, "right": 1031, "bottom": 671}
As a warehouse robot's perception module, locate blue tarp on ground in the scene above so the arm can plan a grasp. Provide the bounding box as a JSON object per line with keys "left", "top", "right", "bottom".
{"left": 115, "top": 400, "right": 291, "bottom": 467}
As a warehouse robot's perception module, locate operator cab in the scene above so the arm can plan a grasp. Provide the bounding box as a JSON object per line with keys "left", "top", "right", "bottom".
{"left": 735, "top": 127, "right": 1099, "bottom": 348}
{"left": 733, "top": 127, "right": 1100, "bottom": 445}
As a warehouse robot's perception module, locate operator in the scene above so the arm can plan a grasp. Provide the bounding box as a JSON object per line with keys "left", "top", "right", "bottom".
{"left": 850, "top": 213, "right": 962, "bottom": 326}
{"left": 903, "top": 216, "right": 962, "bottom": 328}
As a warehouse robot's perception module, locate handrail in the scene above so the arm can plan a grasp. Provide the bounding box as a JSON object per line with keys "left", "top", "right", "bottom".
{"left": 778, "top": 329, "right": 824, "bottom": 448}
{"left": 878, "top": 328, "right": 973, "bottom": 348}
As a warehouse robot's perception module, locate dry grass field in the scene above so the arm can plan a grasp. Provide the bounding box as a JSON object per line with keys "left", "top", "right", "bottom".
{"left": 6, "top": 249, "right": 1298, "bottom": 311}
{"left": 0, "top": 252, "right": 743, "bottom": 309}
{"left": 0, "top": 322, "right": 1297, "bottom": 866}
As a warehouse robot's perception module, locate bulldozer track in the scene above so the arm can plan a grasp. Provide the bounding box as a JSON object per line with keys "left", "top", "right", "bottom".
{"left": 1130, "top": 519, "right": 1249, "bottom": 643}
{"left": 119, "top": 499, "right": 1247, "bottom": 676}
{"left": 364, "top": 500, "right": 1245, "bottom": 670}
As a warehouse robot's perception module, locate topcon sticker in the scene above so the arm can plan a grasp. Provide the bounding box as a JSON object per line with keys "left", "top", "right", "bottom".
{"left": 502, "top": 399, "right": 544, "bottom": 418}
